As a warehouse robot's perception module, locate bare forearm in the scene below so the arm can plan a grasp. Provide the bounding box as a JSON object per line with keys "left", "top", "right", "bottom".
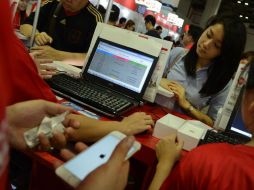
{"left": 20, "top": 24, "right": 38, "bottom": 37}
{"left": 148, "top": 161, "right": 174, "bottom": 190}
{"left": 67, "top": 114, "right": 121, "bottom": 142}
{"left": 54, "top": 50, "right": 86, "bottom": 61}
{"left": 181, "top": 101, "right": 213, "bottom": 126}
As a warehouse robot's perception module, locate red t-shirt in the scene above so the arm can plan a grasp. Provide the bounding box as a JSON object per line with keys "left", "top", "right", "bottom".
{"left": 161, "top": 143, "right": 254, "bottom": 190}
{"left": 0, "top": 0, "right": 14, "bottom": 188}
{"left": 0, "top": 0, "right": 57, "bottom": 187}
{"left": 6, "top": 36, "right": 57, "bottom": 105}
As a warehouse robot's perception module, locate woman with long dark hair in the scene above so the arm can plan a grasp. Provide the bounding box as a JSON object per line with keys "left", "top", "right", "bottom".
{"left": 157, "top": 14, "right": 246, "bottom": 126}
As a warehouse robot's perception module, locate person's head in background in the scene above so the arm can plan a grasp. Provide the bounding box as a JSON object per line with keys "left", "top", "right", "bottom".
{"left": 18, "top": 0, "right": 29, "bottom": 11}
{"left": 240, "top": 51, "right": 254, "bottom": 64}
{"left": 164, "top": 36, "right": 173, "bottom": 42}
{"left": 242, "top": 59, "right": 254, "bottom": 135}
{"left": 173, "top": 40, "right": 181, "bottom": 47}
{"left": 61, "top": 0, "right": 89, "bottom": 12}
{"left": 185, "top": 13, "right": 246, "bottom": 97}
{"left": 118, "top": 17, "right": 127, "bottom": 28}
{"left": 108, "top": 4, "right": 120, "bottom": 26}
{"left": 144, "top": 15, "right": 156, "bottom": 31}
{"left": 124, "top": 20, "right": 135, "bottom": 31}
{"left": 182, "top": 24, "right": 203, "bottom": 49}
{"left": 155, "top": 25, "right": 163, "bottom": 35}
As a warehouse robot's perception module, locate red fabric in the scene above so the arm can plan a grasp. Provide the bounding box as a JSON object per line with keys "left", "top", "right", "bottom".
{"left": 0, "top": 0, "right": 14, "bottom": 188}
{"left": 161, "top": 143, "right": 254, "bottom": 190}
{"left": 114, "top": 0, "right": 137, "bottom": 11}
{"left": 5, "top": 37, "right": 57, "bottom": 105}
{"left": 13, "top": 11, "right": 27, "bottom": 29}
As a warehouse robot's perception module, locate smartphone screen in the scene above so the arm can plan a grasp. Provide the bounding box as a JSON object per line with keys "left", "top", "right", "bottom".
{"left": 63, "top": 133, "right": 138, "bottom": 180}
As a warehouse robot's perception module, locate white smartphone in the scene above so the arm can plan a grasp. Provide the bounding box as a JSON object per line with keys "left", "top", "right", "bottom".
{"left": 55, "top": 131, "right": 141, "bottom": 188}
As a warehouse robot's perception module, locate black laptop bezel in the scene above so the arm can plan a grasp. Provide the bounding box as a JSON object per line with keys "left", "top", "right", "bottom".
{"left": 82, "top": 37, "right": 158, "bottom": 101}
{"left": 225, "top": 86, "right": 252, "bottom": 140}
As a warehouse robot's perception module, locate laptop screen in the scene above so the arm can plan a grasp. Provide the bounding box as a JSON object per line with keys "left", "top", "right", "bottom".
{"left": 226, "top": 87, "right": 252, "bottom": 138}
{"left": 85, "top": 38, "right": 156, "bottom": 94}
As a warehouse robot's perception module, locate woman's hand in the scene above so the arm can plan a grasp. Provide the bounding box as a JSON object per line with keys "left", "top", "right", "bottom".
{"left": 166, "top": 81, "right": 190, "bottom": 109}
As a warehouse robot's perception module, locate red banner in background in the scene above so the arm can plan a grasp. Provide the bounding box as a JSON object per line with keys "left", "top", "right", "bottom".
{"left": 114, "top": 0, "right": 137, "bottom": 11}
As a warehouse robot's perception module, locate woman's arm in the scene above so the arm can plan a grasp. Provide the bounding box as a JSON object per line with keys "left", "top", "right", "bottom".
{"left": 160, "top": 79, "right": 213, "bottom": 126}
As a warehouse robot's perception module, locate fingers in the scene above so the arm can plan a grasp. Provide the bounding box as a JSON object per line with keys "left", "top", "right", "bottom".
{"left": 74, "top": 142, "right": 88, "bottom": 152}
{"left": 38, "top": 59, "right": 53, "bottom": 64}
{"left": 177, "top": 138, "right": 184, "bottom": 150}
{"left": 38, "top": 131, "right": 67, "bottom": 150}
{"left": 40, "top": 64, "right": 57, "bottom": 71}
{"left": 35, "top": 32, "right": 53, "bottom": 46}
{"left": 43, "top": 101, "right": 73, "bottom": 116}
{"left": 144, "top": 115, "right": 154, "bottom": 126}
{"left": 63, "top": 117, "right": 80, "bottom": 129}
{"left": 38, "top": 133, "right": 51, "bottom": 151}
{"left": 59, "top": 142, "right": 87, "bottom": 162}
{"left": 108, "top": 136, "right": 135, "bottom": 167}
{"left": 50, "top": 130, "right": 67, "bottom": 149}
{"left": 60, "top": 148, "right": 76, "bottom": 161}
{"left": 29, "top": 51, "right": 41, "bottom": 59}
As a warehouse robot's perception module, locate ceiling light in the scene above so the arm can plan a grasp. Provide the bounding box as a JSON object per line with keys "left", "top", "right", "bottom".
{"left": 245, "top": 2, "right": 249, "bottom": 5}
{"left": 245, "top": 16, "right": 249, "bottom": 19}
{"left": 240, "top": 15, "right": 243, "bottom": 17}
{"left": 237, "top": 0, "right": 241, "bottom": 3}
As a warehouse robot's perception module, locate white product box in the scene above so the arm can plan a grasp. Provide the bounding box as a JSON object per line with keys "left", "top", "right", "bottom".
{"left": 153, "top": 113, "right": 186, "bottom": 139}
{"left": 177, "top": 122, "right": 206, "bottom": 151}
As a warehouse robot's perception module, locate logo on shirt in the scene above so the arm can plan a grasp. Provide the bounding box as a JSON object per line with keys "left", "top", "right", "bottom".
{"left": 68, "top": 29, "right": 82, "bottom": 44}
{"left": 60, "top": 19, "right": 66, "bottom": 25}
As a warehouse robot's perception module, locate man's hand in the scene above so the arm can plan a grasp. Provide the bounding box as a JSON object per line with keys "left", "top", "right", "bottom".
{"left": 119, "top": 112, "right": 154, "bottom": 135}
{"left": 55, "top": 136, "right": 135, "bottom": 190}
{"left": 6, "top": 100, "right": 79, "bottom": 151}
{"left": 31, "top": 46, "right": 61, "bottom": 60}
{"left": 35, "top": 32, "right": 53, "bottom": 46}
{"left": 30, "top": 52, "right": 57, "bottom": 79}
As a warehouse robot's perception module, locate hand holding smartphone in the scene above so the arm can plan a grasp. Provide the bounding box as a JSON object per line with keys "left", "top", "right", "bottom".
{"left": 56, "top": 131, "right": 141, "bottom": 188}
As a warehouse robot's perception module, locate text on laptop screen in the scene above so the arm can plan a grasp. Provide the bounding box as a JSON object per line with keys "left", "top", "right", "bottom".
{"left": 87, "top": 41, "right": 154, "bottom": 93}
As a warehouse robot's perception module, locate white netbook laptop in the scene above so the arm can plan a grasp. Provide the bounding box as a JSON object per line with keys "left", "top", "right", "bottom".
{"left": 47, "top": 38, "right": 158, "bottom": 117}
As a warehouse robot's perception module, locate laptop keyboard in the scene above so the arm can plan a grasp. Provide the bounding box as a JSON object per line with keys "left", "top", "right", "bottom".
{"left": 199, "top": 130, "right": 245, "bottom": 145}
{"left": 47, "top": 74, "right": 133, "bottom": 116}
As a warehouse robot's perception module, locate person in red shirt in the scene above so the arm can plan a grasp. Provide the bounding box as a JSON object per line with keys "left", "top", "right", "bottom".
{"left": 148, "top": 60, "right": 254, "bottom": 190}
{"left": 0, "top": 1, "right": 139, "bottom": 189}
{"left": 13, "top": 0, "right": 29, "bottom": 29}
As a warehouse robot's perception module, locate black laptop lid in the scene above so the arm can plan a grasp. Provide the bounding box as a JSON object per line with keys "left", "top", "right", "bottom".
{"left": 82, "top": 38, "right": 158, "bottom": 101}
{"left": 226, "top": 87, "right": 252, "bottom": 139}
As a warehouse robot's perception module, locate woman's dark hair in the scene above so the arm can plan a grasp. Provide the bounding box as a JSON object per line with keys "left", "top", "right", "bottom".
{"left": 184, "top": 13, "right": 246, "bottom": 96}
{"left": 246, "top": 60, "right": 254, "bottom": 89}
{"left": 124, "top": 20, "right": 135, "bottom": 30}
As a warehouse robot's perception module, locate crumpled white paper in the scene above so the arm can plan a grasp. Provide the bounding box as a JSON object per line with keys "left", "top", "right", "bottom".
{"left": 24, "top": 111, "right": 69, "bottom": 148}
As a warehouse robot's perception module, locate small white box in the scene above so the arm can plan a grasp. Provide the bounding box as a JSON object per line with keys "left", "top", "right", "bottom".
{"left": 153, "top": 114, "right": 186, "bottom": 138}
{"left": 177, "top": 122, "right": 206, "bottom": 151}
